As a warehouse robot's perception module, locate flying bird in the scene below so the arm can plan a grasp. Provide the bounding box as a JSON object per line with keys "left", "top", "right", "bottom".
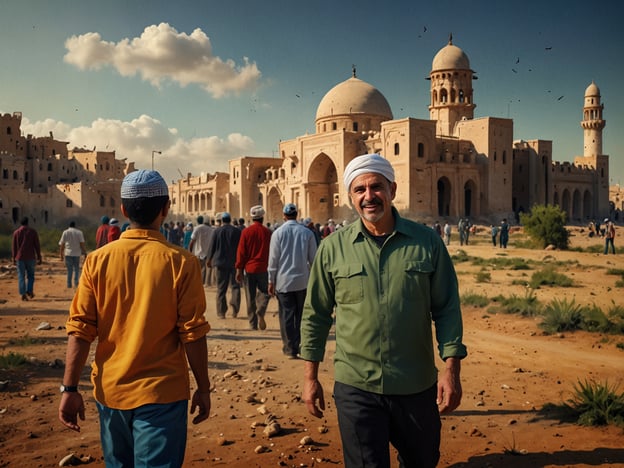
{"left": 512, "top": 69, "right": 518, "bottom": 73}
{"left": 545, "top": 46, "right": 552, "bottom": 50}
{"left": 557, "top": 95, "right": 564, "bottom": 101}
{"left": 515, "top": 57, "right": 520, "bottom": 64}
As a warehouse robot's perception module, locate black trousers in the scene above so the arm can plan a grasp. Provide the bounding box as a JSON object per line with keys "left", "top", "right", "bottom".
{"left": 275, "top": 289, "right": 306, "bottom": 356}
{"left": 333, "top": 381, "right": 441, "bottom": 468}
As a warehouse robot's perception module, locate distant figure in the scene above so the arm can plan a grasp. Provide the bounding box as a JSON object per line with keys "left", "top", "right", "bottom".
{"left": 59, "top": 221, "right": 87, "bottom": 288}
{"left": 238, "top": 218, "right": 246, "bottom": 230}
{"left": 58, "top": 170, "right": 211, "bottom": 466}
{"left": 11, "top": 217, "right": 42, "bottom": 301}
{"left": 236, "top": 205, "right": 272, "bottom": 330}
{"left": 443, "top": 222, "right": 451, "bottom": 245}
{"left": 604, "top": 218, "right": 616, "bottom": 254}
{"left": 207, "top": 213, "right": 241, "bottom": 318}
{"left": 107, "top": 218, "right": 121, "bottom": 243}
{"left": 499, "top": 219, "right": 509, "bottom": 248}
{"left": 433, "top": 221, "right": 442, "bottom": 237}
{"left": 183, "top": 222, "right": 193, "bottom": 249}
{"left": 189, "top": 216, "right": 215, "bottom": 287}
{"left": 268, "top": 203, "right": 317, "bottom": 358}
{"left": 491, "top": 224, "right": 499, "bottom": 247}
{"left": 95, "top": 215, "right": 110, "bottom": 249}
{"left": 168, "top": 221, "right": 182, "bottom": 246}
{"left": 303, "top": 217, "right": 321, "bottom": 246}
{"left": 458, "top": 218, "right": 465, "bottom": 246}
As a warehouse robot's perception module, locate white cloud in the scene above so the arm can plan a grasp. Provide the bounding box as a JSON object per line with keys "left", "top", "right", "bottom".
{"left": 21, "top": 115, "right": 255, "bottom": 183}
{"left": 64, "top": 23, "right": 262, "bottom": 98}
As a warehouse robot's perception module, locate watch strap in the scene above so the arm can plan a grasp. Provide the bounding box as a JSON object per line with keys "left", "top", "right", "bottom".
{"left": 60, "top": 385, "right": 78, "bottom": 393}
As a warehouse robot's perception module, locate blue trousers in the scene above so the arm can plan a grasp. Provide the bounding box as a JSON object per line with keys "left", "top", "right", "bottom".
{"left": 333, "top": 382, "right": 441, "bottom": 468}
{"left": 65, "top": 256, "right": 81, "bottom": 288}
{"left": 16, "top": 259, "right": 36, "bottom": 295}
{"left": 96, "top": 400, "right": 188, "bottom": 468}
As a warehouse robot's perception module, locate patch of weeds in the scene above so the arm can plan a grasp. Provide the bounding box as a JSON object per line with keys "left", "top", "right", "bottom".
{"left": 0, "top": 352, "right": 29, "bottom": 369}
{"left": 511, "top": 279, "right": 529, "bottom": 286}
{"left": 616, "top": 342, "right": 624, "bottom": 351}
{"left": 498, "top": 290, "right": 542, "bottom": 317}
{"left": 461, "top": 291, "right": 490, "bottom": 308}
{"left": 615, "top": 279, "right": 624, "bottom": 288}
{"left": 607, "top": 304, "right": 624, "bottom": 334}
{"left": 451, "top": 250, "right": 471, "bottom": 263}
{"left": 568, "top": 380, "right": 624, "bottom": 427}
{"left": 529, "top": 266, "right": 573, "bottom": 289}
{"left": 475, "top": 270, "right": 491, "bottom": 283}
{"left": 8, "top": 335, "right": 47, "bottom": 346}
{"left": 582, "top": 305, "right": 616, "bottom": 333}
{"left": 539, "top": 298, "right": 585, "bottom": 333}
{"left": 606, "top": 268, "right": 624, "bottom": 277}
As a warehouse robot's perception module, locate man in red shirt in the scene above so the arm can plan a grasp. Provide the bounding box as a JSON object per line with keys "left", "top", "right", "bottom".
{"left": 95, "top": 215, "right": 111, "bottom": 248}
{"left": 11, "top": 217, "right": 42, "bottom": 301}
{"left": 235, "top": 205, "right": 272, "bottom": 330}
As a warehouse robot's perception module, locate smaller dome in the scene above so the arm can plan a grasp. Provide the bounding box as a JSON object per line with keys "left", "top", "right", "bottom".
{"left": 432, "top": 37, "right": 471, "bottom": 71}
{"left": 585, "top": 81, "right": 600, "bottom": 97}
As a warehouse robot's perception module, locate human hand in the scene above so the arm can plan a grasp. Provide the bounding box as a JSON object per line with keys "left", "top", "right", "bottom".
{"left": 59, "top": 392, "right": 85, "bottom": 432}
{"left": 303, "top": 377, "right": 325, "bottom": 418}
{"left": 268, "top": 283, "right": 275, "bottom": 296}
{"left": 190, "top": 390, "right": 211, "bottom": 424}
{"left": 437, "top": 358, "right": 462, "bottom": 414}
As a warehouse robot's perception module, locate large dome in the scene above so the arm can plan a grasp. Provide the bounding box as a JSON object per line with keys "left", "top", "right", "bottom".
{"left": 585, "top": 81, "right": 600, "bottom": 97}
{"left": 432, "top": 39, "right": 471, "bottom": 71}
{"left": 316, "top": 76, "right": 393, "bottom": 121}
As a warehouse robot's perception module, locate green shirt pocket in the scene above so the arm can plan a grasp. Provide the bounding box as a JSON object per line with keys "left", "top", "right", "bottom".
{"left": 333, "top": 263, "right": 364, "bottom": 304}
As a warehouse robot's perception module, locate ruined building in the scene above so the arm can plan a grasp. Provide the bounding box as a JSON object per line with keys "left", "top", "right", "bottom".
{"left": 0, "top": 111, "right": 134, "bottom": 227}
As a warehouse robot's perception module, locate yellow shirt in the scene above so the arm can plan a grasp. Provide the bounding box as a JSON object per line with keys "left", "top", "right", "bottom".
{"left": 66, "top": 229, "right": 210, "bottom": 409}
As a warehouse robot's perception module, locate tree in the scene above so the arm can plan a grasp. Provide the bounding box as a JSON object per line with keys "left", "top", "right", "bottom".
{"left": 520, "top": 204, "right": 570, "bottom": 249}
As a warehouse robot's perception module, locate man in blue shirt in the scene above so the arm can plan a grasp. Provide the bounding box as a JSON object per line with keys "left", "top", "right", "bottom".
{"left": 268, "top": 204, "right": 317, "bottom": 358}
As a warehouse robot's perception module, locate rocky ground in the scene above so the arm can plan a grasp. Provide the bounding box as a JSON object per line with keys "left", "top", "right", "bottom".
{"left": 0, "top": 226, "right": 623, "bottom": 467}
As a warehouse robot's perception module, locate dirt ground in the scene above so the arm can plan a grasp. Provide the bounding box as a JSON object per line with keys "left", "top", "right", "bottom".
{"left": 0, "top": 226, "right": 623, "bottom": 467}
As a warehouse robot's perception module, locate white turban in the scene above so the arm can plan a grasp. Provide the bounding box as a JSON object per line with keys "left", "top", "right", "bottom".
{"left": 343, "top": 154, "right": 395, "bottom": 191}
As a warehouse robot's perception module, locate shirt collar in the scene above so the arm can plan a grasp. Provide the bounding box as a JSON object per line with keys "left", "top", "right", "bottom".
{"left": 348, "top": 207, "right": 407, "bottom": 243}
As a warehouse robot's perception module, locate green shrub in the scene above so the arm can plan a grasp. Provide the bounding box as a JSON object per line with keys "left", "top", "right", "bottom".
{"left": 568, "top": 380, "right": 624, "bottom": 427}
{"left": 475, "top": 270, "right": 491, "bottom": 283}
{"left": 500, "top": 290, "right": 542, "bottom": 316}
{"left": 529, "top": 266, "right": 573, "bottom": 288}
{"left": 520, "top": 204, "right": 570, "bottom": 249}
{"left": 582, "top": 305, "right": 615, "bottom": 333}
{"left": 539, "top": 298, "right": 585, "bottom": 333}
{"left": 7, "top": 335, "right": 47, "bottom": 346}
{"left": 461, "top": 291, "right": 490, "bottom": 308}
{"left": 0, "top": 352, "right": 29, "bottom": 369}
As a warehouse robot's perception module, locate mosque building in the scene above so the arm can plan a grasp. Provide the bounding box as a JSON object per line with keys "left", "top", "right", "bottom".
{"left": 0, "top": 38, "right": 613, "bottom": 229}
{"left": 169, "top": 37, "right": 611, "bottom": 226}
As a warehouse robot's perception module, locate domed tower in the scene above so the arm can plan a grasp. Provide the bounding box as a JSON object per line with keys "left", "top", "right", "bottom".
{"left": 581, "top": 81, "right": 605, "bottom": 157}
{"left": 428, "top": 35, "right": 477, "bottom": 136}
{"left": 315, "top": 68, "right": 393, "bottom": 135}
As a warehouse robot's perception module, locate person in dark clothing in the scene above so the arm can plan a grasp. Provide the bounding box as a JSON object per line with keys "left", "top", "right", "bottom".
{"left": 207, "top": 213, "right": 242, "bottom": 318}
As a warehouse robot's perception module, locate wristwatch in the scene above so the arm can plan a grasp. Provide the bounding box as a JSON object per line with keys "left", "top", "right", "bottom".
{"left": 60, "top": 385, "right": 78, "bottom": 393}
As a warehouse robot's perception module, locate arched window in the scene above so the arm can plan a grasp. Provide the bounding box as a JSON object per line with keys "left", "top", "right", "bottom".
{"left": 459, "top": 90, "right": 465, "bottom": 103}
{"left": 6, "top": 126, "right": 11, "bottom": 135}
{"left": 418, "top": 143, "right": 424, "bottom": 158}
{"left": 47, "top": 162, "right": 53, "bottom": 171}
{"left": 353, "top": 122, "right": 358, "bottom": 132}
{"left": 394, "top": 143, "right": 400, "bottom": 155}
{"left": 99, "top": 195, "right": 105, "bottom": 207}
{"left": 440, "top": 89, "right": 448, "bottom": 103}
{"left": 66, "top": 200, "right": 73, "bottom": 208}
{"left": 502, "top": 151, "right": 507, "bottom": 164}
{"left": 332, "top": 122, "right": 337, "bottom": 131}
{"left": 13, "top": 170, "right": 18, "bottom": 180}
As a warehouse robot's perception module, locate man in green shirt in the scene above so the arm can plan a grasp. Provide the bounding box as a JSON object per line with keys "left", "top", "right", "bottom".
{"left": 301, "top": 153, "right": 467, "bottom": 467}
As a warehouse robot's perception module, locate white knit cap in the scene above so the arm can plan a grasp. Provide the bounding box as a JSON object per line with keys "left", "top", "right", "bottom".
{"left": 343, "top": 154, "right": 395, "bottom": 190}
{"left": 250, "top": 205, "right": 265, "bottom": 219}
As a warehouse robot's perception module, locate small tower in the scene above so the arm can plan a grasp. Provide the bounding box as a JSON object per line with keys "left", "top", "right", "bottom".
{"left": 428, "top": 35, "right": 477, "bottom": 136}
{"left": 581, "top": 81, "right": 605, "bottom": 157}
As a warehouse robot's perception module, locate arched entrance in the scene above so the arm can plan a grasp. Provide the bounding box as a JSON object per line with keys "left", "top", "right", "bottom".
{"left": 464, "top": 180, "right": 477, "bottom": 217}
{"left": 266, "top": 187, "right": 282, "bottom": 225}
{"left": 306, "top": 153, "right": 338, "bottom": 224}
{"left": 572, "top": 189, "right": 581, "bottom": 222}
{"left": 561, "top": 189, "right": 571, "bottom": 221}
{"left": 582, "top": 190, "right": 592, "bottom": 221}
{"left": 437, "top": 177, "right": 451, "bottom": 217}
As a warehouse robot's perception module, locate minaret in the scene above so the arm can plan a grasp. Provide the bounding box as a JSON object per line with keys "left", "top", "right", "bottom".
{"left": 581, "top": 81, "right": 605, "bottom": 157}
{"left": 428, "top": 35, "right": 476, "bottom": 136}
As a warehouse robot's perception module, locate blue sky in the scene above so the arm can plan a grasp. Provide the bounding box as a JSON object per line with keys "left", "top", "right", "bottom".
{"left": 1, "top": 0, "right": 623, "bottom": 185}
